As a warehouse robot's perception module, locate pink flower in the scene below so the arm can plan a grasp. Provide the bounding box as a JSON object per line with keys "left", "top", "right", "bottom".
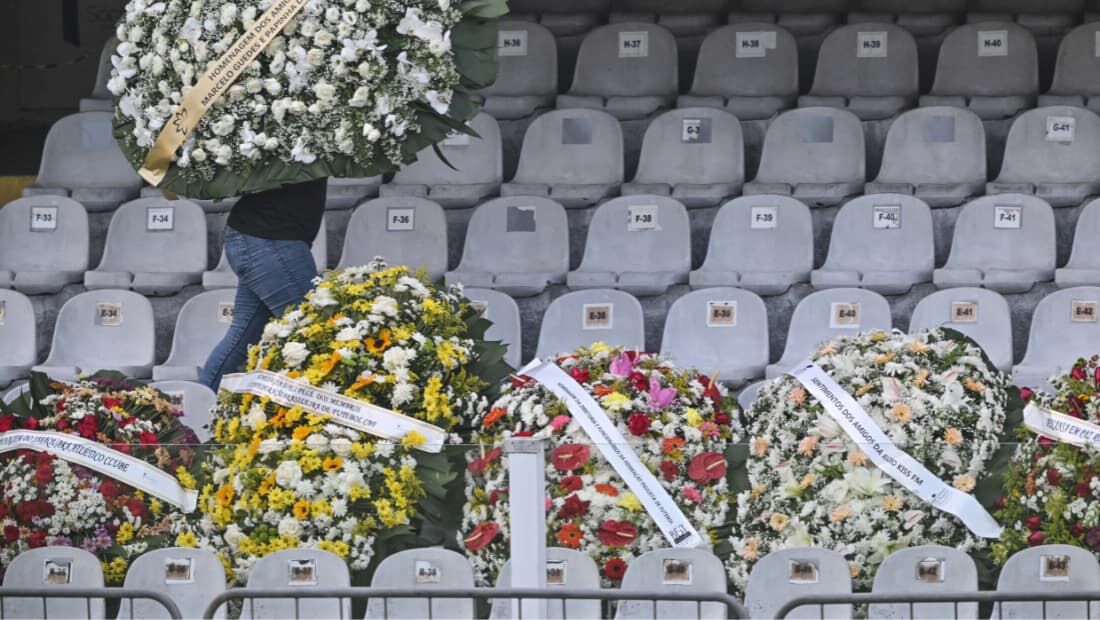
{"left": 699, "top": 421, "right": 720, "bottom": 438}
{"left": 609, "top": 352, "right": 635, "bottom": 378}
{"left": 647, "top": 376, "right": 677, "bottom": 411}
{"left": 549, "top": 415, "right": 571, "bottom": 431}
{"left": 682, "top": 486, "right": 702, "bottom": 504}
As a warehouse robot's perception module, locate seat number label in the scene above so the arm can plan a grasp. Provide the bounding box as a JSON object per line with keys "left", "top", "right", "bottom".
{"left": 628, "top": 204, "right": 659, "bottom": 231}
{"left": 662, "top": 559, "right": 693, "bottom": 585}
{"left": 30, "top": 206, "right": 58, "bottom": 231}
{"left": 218, "top": 302, "right": 235, "bottom": 324}
{"left": 682, "top": 119, "right": 704, "bottom": 143}
{"left": 707, "top": 301, "right": 737, "bottom": 327}
{"left": 831, "top": 302, "right": 861, "bottom": 328}
{"left": 1046, "top": 116, "right": 1075, "bottom": 142}
{"left": 583, "top": 303, "right": 612, "bottom": 330}
{"left": 1072, "top": 300, "right": 1097, "bottom": 322}
{"left": 857, "top": 31, "right": 887, "bottom": 58}
{"left": 735, "top": 31, "right": 775, "bottom": 58}
{"left": 97, "top": 303, "right": 123, "bottom": 326}
{"left": 164, "top": 558, "right": 194, "bottom": 584}
{"left": 978, "top": 30, "right": 1008, "bottom": 56}
{"left": 619, "top": 31, "right": 648, "bottom": 58}
{"left": 872, "top": 205, "right": 901, "bottom": 229}
{"left": 751, "top": 206, "right": 778, "bottom": 229}
{"left": 415, "top": 561, "right": 441, "bottom": 583}
{"left": 147, "top": 207, "right": 174, "bottom": 231}
{"left": 387, "top": 208, "right": 415, "bottom": 231}
{"left": 498, "top": 30, "right": 528, "bottom": 56}
{"left": 994, "top": 205, "right": 1022, "bottom": 229}
{"left": 951, "top": 301, "right": 978, "bottom": 323}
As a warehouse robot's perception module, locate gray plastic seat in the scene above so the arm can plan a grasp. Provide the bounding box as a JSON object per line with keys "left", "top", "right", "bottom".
{"left": 446, "top": 197, "right": 568, "bottom": 297}
{"left": 242, "top": 548, "right": 350, "bottom": 619}
{"left": 744, "top": 547, "right": 853, "bottom": 620}
{"left": 153, "top": 289, "right": 236, "bottom": 381}
{"left": 987, "top": 106, "right": 1100, "bottom": 207}
{"left": 501, "top": 109, "right": 623, "bottom": 209}
{"left": 869, "top": 545, "right": 979, "bottom": 620}
{"left": 507, "top": 0, "right": 609, "bottom": 36}
{"left": 0, "top": 196, "right": 89, "bottom": 294}
{"left": 737, "top": 380, "right": 766, "bottom": 410}
{"left": 848, "top": 1, "right": 964, "bottom": 37}
{"left": 33, "top": 289, "right": 155, "bottom": 380}
{"left": 557, "top": 23, "right": 677, "bottom": 120}
{"left": 865, "top": 107, "right": 987, "bottom": 208}
{"left": 743, "top": 107, "right": 865, "bottom": 207}
{"left": 118, "top": 547, "right": 227, "bottom": 619}
{"left": 326, "top": 176, "right": 382, "bottom": 210}
{"left": 730, "top": 1, "right": 848, "bottom": 36}
{"left": 691, "top": 195, "right": 814, "bottom": 296}
{"left": 464, "top": 288, "right": 522, "bottom": 369}
{"left": 22, "top": 112, "right": 142, "bottom": 211}
{"left": 767, "top": 288, "right": 893, "bottom": 378}
{"left": 536, "top": 289, "right": 644, "bottom": 358}
{"left": 1014, "top": 286, "right": 1100, "bottom": 391}
{"left": 609, "top": 0, "right": 725, "bottom": 39}
{"left": 366, "top": 548, "right": 475, "bottom": 619}
{"left": 677, "top": 23, "right": 799, "bottom": 120}
{"left": 0, "top": 290, "right": 36, "bottom": 388}
{"left": 79, "top": 38, "right": 115, "bottom": 113}
{"left": 991, "top": 545, "right": 1100, "bottom": 619}
{"left": 968, "top": 1, "right": 1083, "bottom": 37}
{"left": 622, "top": 108, "right": 743, "bottom": 207}
{"left": 1040, "top": 23, "right": 1100, "bottom": 114}
{"left": 567, "top": 195, "right": 690, "bottom": 296}
{"left": 84, "top": 198, "right": 207, "bottom": 295}
{"left": 919, "top": 21, "right": 1038, "bottom": 120}
{"left": 139, "top": 186, "right": 240, "bottom": 213}
{"left": 1, "top": 546, "right": 105, "bottom": 619}
{"left": 799, "top": 23, "right": 918, "bottom": 120}
{"left": 336, "top": 198, "right": 447, "bottom": 279}
{"left": 909, "top": 287, "right": 1013, "bottom": 371}
{"left": 933, "top": 194, "right": 1055, "bottom": 293}
{"left": 3, "top": 382, "right": 30, "bottom": 404}
{"left": 489, "top": 548, "right": 601, "bottom": 620}
{"left": 1057, "top": 198, "right": 1100, "bottom": 287}
{"left": 381, "top": 113, "right": 502, "bottom": 208}
{"left": 614, "top": 548, "right": 728, "bottom": 620}
{"left": 811, "top": 194, "right": 934, "bottom": 295}
{"left": 204, "top": 217, "right": 327, "bottom": 288}
{"left": 150, "top": 380, "right": 216, "bottom": 442}
{"left": 660, "top": 287, "right": 768, "bottom": 386}
{"left": 476, "top": 21, "right": 558, "bottom": 120}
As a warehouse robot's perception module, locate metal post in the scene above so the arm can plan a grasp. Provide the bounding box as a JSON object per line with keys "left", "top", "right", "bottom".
{"left": 504, "top": 437, "right": 547, "bottom": 620}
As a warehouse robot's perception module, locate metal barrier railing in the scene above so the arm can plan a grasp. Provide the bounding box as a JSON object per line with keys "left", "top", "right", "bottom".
{"left": 203, "top": 586, "right": 750, "bottom": 619}
{"left": 777, "top": 590, "right": 1100, "bottom": 619}
{"left": 0, "top": 587, "right": 182, "bottom": 619}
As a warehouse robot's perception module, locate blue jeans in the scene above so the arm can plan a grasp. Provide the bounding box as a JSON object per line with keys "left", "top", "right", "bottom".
{"left": 199, "top": 227, "right": 317, "bottom": 390}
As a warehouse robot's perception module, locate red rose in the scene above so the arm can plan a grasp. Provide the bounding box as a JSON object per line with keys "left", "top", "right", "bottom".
{"left": 22, "top": 416, "right": 38, "bottom": 430}
{"left": 1025, "top": 515, "right": 1042, "bottom": 531}
{"left": 77, "top": 416, "right": 98, "bottom": 439}
{"left": 489, "top": 489, "right": 500, "bottom": 505}
{"left": 714, "top": 411, "right": 731, "bottom": 426}
{"left": 467, "top": 447, "right": 503, "bottom": 474}
{"left": 102, "top": 397, "right": 122, "bottom": 410}
{"left": 604, "top": 558, "right": 627, "bottom": 581}
{"left": 35, "top": 463, "right": 52, "bottom": 484}
{"left": 557, "top": 494, "right": 591, "bottom": 519}
{"left": 550, "top": 444, "right": 590, "bottom": 472}
{"left": 1047, "top": 468, "right": 1062, "bottom": 485}
{"left": 1019, "top": 387, "right": 1035, "bottom": 401}
{"left": 1027, "top": 531, "right": 1045, "bottom": 547}
{"left": 111, "top": 441, "right": 131, "bottom": 455}
{"left": 100, "top": 480, "right": 120, "bottom": 501}
{"left": 559, "top": 476, "right": 583, "bottom": 492}
{"left": 139, "top": 431, "right": 159, "bottom": 446}
{"left": 597, "top": 520, "right": 638, "bottom": 547}
{"left": 27, "top": 530, "right": 46, "bottom": 548}
{"left": 570, "top": 367, "right": 590, "bottom": 384}
{"left": 0, "top": 415, "right": 13, "bottom": 432}
{"left": 463, "top": 522, "right": 500, "bottom": 552}
{"left": 993, "top": 495, "right": 1007, "bottom": 510}
{"left": 3, "top": 525, "right": 19, "bottom": 543}
{"left": 1073, "top": 523, "right": 1087, "bottom": 537}
{"left": 1072, "top": 366, "right": 1087, "bottom": 381}
{"left": 627, "top": 413, "right": 651, "bottom": 437}
{"left": 127, "top": 499, "right": 149, "bottom": 521}
{"left": 55, "top": 419, "right": 69, "bottom": 431}
{"left": 659, "top": 460, "right": 679, "bottom": 481}
{"left": 687, "top": 452, "right": 727, "bottom": 484}
{"left": 629, "top": 372, "right": 648, "bottom": 392}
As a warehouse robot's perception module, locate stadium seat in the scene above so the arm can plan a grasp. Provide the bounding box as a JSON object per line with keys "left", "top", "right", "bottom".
{"left": 987, "top": 105, "right": 1100, "bottom": 207}
{"left": 870, "top": 546, "right": 979, "bottom": 620}
{"left": 336, "top": 198, "right": 447, "bottom": 279}
{"left": 366, "top": 548, "right": 475, "bottom": 620}
{"left": 1057, "top": 198, "right": 1100, "bottom": 287}
{"left": 0, "top": 196, "right": 89, "bottom": 294}
{"left": 933, "top": 194, "right": 1055, "bottom": 293}
{"left": 557, "top": 23, "right": 678, "bottom": 120}
{"left": 1014, "top": 286, "right": 1100, "bottom": 390}
{"left": 677, "top": 23, "right": 799, "bottom": 121}
{"left": 745, "top": 548, "right": 853, "bottom": 620}
{"left": 33, "top": 289, "right": 155, "bottom": 380}
{"left": 489, "top": 548, "right": 601, "bottom": 620}
{"left": 865, "top": 107, "right": 987, "bottom": 208}
{"left": 500, "top": 109, "right": 623, "bottom": 208}
{"left": 506, "top": 0, "right": 608, "bottom": 36}
{"left": 153, "top": 289, "right": 236, "bottom": 381}
{"left": 1040, "top": 23, "right": 1100, "bottom": 113}
{"left": 621, "top": 107, "right": 744, "bottom": 207}
{"left": 766, "top": 288, "right": 893, "bottom": 378}
{"left": 325, "top": 176, "right": 381, "bottom": 210}
{"left": 3, "top": 382, "right": 30, "bottom": 404}
{"left": 614, "top": 548, "right": 728, "bottom": 620}
{"left": 738, "top": 380, "right": 766, "bottom": 410}
{"left": 536, "top": 289, "right": 644, "bottom": 359}
{"left": 476, "top": 21, "right": 558, "bottom": 119}
{"left": 138, "top": 186, "right": 238, "bottom": 213}
{"left": 150, "top": 380, "right": 216, "bottom": 442}
{"left": 730, "top": 0, "right": 848, "bottom": 36}
{"left": 1, "top": 546, "right": 105, "bottom": 619}
{"left": 811, "top": 194, "right": 934, "bottom": 295}
{"left": 798, "top": 23, "right": 919, "bottom": 120}
{"left": 690, "top": 195, "right": 814, "bottom": 295}
{"left": 118, "top": 547, "right": 227, "bottom": 619}
{"left": 848, "top": 0, "right": 964, "bottom": 37}
{"left": 743, "top": 107, "right": 865, "bottom": 207}
{"left": 909, "top": 287, "right": 1013, "bottom": 371}
{"left": 83, "top": 198, "right": 207, "bottom": 295}
{"left": 993, "top": 545, "right": 1100, "bottom": 619}
{"left": 0, "top": 290, "right": 35, "bottom": 387}
{"left": 242, "top": 548, "right": 351, "bottom": 619}
{"left": 968, "top": 0, "right": 1084, "bottom": 36}
{"left": 381, "top": 112, "right": 503, "bottom": 208}
{"left": 22, "top": 111, "right": 143, "bottom": 211}
{"left": 204, "top": 217, "right": 328, "bottom": 289}
{"left": 567, "top": 195, "right": 690, "bottom": 296}
{"left": 446, "top": 197, "right": 568, "bottom": 297}
{"left": 659, "top": 287, "right": 769, "bottom": 386}
{"left": 919, "top": 21, "right": 1038, "bottom": 120}
{"left": 79, "top": 38, "right": 115, "bottom": 113}
{"left": 464, "top": 288, "right": 522, "bottom": 369}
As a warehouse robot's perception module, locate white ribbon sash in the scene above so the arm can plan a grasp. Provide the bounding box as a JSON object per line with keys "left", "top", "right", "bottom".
{"left": 787, "top": 362, "right": 1003, "bottom": 539}
{"left": 220, "top": 370, "right": 447, "bottom": 453}
{"left": 0, "top": 430, "right": 197, "bottom": 512}
{"left": 1023, "top": 403, "right": 1100, "bottom": 448}
{"left": 518, "top": 358, "right": 705, "bottom": 548}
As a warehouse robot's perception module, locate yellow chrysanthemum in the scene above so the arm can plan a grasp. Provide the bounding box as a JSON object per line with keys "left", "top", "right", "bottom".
{"left": 115, "top": 523, "right": 134, "bottom": 544}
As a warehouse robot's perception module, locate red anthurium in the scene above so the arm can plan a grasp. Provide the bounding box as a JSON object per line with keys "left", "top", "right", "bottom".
{"left": 597, "top": 520, "right": 638, "bottom": 547}
{"left": 550, "top": 444, "right": 590, "bottom": 472}
{"left": 464, "top": 522, "right": 500, "bottom": 551}
{"left": 687, "top": 452, "right": 727, "bottom": 484}
{"left": 557, "top": 494, "right": 591, "bottom": 519}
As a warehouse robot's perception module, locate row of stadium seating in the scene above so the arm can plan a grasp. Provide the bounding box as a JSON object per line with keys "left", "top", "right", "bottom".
{"left": 5, "top": 541, "right": 1099, "bottom": 619}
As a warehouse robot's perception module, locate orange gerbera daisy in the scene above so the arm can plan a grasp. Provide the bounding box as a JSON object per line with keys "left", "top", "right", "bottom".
{"left": 595, "top": 483, "right": 619, "bottom": 497}
{"left": 556, "top": 523, "right": 583, "bottom": 549}
{"left": 482, "top": 407, "right": 507, "bottom": 429}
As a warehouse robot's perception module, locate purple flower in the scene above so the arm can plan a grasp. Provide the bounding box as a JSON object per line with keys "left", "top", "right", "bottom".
{"left": 1087, "top": 527, "right": 1100, "bottom": 552}
{"left": 647, "top": 376, "right": 677, "bottom": 411}
{"left": 609, "top": 352, "right": 635, "bottom": 378}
